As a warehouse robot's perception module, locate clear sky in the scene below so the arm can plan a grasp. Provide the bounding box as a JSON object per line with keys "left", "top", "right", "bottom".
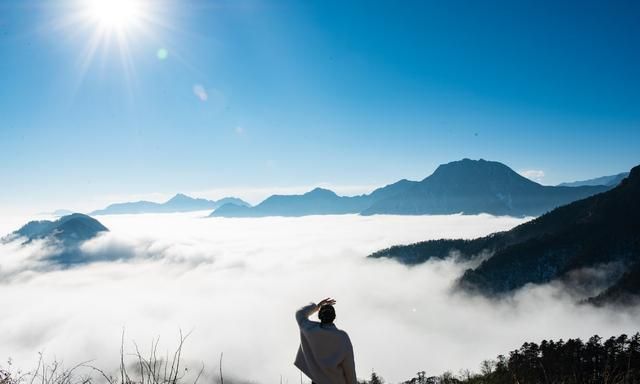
{"left": 1, "top": 0, "right": 639, "bottom": 213}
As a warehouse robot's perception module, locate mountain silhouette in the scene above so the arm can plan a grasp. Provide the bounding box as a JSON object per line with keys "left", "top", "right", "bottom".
{"left": 212, "top": 159, "right": 609, "bottom": 218}
{"left": 557, "top": 172, "right": 629, "bottom": 187}
{"left": 361, "top": 159, "right": 610, "bottom": 216}
{"left": 370, "top": 164, "right": 640, "bottom": 304}
{"left": 211, "top": 188, "right": 372, "bottom": 217}
{"left": 91, "top": 193, "right": 250, "bottom": 215}
{"left": 11, "top": 213, "right": 108, "bottom": 245}
{"left": 210, "top": 179, "right": 423, "bottom": 217}
{"left": 5, "top": 214, "right": 109, "bottom": 265}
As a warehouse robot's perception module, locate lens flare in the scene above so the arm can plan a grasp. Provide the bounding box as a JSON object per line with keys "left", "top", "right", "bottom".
{"left": 156, "top": 48, "right": 169, "bottom": 60}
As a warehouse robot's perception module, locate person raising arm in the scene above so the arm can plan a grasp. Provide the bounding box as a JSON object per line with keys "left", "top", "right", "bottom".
{"left": 294, "top": 298, "right": 357, "bottom": 384}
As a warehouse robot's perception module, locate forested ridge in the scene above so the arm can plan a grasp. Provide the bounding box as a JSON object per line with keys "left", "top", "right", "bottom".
{"left": 370, "top": 164, "right": 640, "bottom": 302}
{"left": 361, "top": 333, "right": 640, "bottom": 384}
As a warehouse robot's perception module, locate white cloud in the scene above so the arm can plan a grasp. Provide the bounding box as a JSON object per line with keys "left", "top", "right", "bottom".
{"left": 519, "top": 169, "right": 545, "bottom": 183}
{"left": 1, "top": 213, "right": 638, "bottom": 383}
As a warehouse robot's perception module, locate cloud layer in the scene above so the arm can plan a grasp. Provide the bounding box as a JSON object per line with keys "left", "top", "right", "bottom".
{"left": 1, "top": 213, "right": 639, "bottom": 383}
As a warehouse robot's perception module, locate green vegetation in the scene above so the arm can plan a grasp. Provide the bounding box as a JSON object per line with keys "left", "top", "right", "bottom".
{"left": 361, "top": 333, "right": 640, "bottom": 384}
{"left": 3, "top": 333, "right": 639, "bottom": 384}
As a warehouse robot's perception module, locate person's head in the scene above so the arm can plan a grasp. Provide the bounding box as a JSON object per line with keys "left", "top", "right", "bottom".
{"left": 318, "top": 304, "right": 336, "bottom": 324}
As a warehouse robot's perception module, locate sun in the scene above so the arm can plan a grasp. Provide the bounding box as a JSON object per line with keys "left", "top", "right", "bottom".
{"left": 84, "top": 0, "right": 142, "bottom": 29}
{"left": 52, "top": 0, "right": 170, "bottom": 89}
{"left": 74, "top": 0, "right": 151, "bottom": 81}
{"left": 85, "top": 0, "right": 146, "bottom": 31}
{"left": 50, "top": 0, "right": 173, "bottom": 92}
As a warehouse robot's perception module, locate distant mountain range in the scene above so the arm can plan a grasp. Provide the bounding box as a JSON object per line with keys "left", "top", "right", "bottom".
{"left": 210, "top": 188, "right": 371, "bottom": 217}
{"left": 85, "top": 159, "right": 625, "bottom": 219}
{"left": 212, "top": 159, "right": 611, "bottom": 218}
{"left": 210, "top": 180, "right": 417, "bottom": 217}
{"left": 4, "top": 213, "right": 109, "bottom": 265}
{"left": 558, "top": 172, "right": 629, "bottom": 187}
{"left": 91, "top": 193, "right": 250, "bottom": 215}
{"left": 370, "top": 164, "right": 640, "bottom": 305}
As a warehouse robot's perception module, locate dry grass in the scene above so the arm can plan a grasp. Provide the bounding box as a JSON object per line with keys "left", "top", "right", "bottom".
{"left": 0, "top": 330, "right": 219, "bottom": 384}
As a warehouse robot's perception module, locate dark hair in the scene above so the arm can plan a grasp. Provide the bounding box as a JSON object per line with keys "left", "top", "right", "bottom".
{"left": 318, "top": 305, "right": 336, "bottom": 324}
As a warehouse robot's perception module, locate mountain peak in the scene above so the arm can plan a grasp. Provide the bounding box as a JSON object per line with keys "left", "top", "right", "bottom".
{"left": 12, "top": 213, "right": 108, "bottom": 245}
{"left": 434, "top": 158, "right": 512, "bottom": 173}
{"left": 426, "top": 158, "right": 533, "bottom": 186}
{"left": 6, "top": 214, "right": 109, "bottom": 265}
{"left": 305, "top": 187, "right": 338, "bottom": 197}
{"left": 362, "top": 159, "right": 610, "bottom": 216}
{"left": 167, "top": 193, "right": 193, "bottom": 202}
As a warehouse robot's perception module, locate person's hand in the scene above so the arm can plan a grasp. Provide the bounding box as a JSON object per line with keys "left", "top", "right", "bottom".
{"left": 317, "top": 297, "right": 336, "bottom": 308}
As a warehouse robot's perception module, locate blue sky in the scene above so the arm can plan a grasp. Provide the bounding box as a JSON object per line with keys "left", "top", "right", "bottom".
{"left": 1, "top": 0, "right": 639, "bottom": 213}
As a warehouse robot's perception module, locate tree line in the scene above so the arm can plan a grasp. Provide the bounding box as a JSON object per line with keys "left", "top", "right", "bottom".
{"left": 362, "top": 333, "right": 640, "bottom": 384}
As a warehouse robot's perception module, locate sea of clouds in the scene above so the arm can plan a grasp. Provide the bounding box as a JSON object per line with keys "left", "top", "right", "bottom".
{"left": 1, "top": 212, "right": 639, "bottom": 383}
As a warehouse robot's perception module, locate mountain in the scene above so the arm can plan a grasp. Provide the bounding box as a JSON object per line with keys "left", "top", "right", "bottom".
{"left": 162, "top": 193, "right": 249, "bottom": 211}
{"left": 210, "top": 188, "right": 372, "bottom": 217}
{"left": 370, "top": 165, "right": 640, "bottom": 303}
{"left": 210, "top": 179, "right": 423, "bottom": 218}
{"left": 91, "top": 193, "right": 250, "bottom": 215}
{"left": 211, "top": 159, "right": 610, "bottom": 218}
{"left": 361, "top": 159, "right": 610, "bottom": 216}
{"left": 367, "top": 179, "right": 419, "bottom": 201}
{"left": 10, "top": 213, "right": 108, "bottom": 245}
{"left": 558, "top": 172, "right": 629, "bottom": 187}
{"left": 91, "top": 200, "right": 159, "bottom": 215}
{"left": 4, "top": 214, "right": 109, "bottom": 265}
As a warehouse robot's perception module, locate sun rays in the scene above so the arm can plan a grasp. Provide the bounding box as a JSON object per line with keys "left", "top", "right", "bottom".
{"left": 52, "top": 0, "right": 171, "bottom": 93}
{"left": 84, "top": 0, "right": 146, "bottom": 31}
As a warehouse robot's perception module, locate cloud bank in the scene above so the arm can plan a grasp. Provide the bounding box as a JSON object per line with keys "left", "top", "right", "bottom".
{"left": 1, "top": 213, "right": 639, "bottom": 383}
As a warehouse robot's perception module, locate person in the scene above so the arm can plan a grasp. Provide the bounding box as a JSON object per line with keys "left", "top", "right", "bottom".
{"left": 294, "top": 297, "right": 357, "bottom": 384}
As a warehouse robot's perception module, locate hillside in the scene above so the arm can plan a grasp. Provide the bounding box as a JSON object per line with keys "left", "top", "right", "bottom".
{"left": 390, "top": 333, "right": 640, "bottom": 384}
{"left": 362, "top": 159, "right": 609, "bottom": 216}
{"left": 10, "top": 213, "right": 108, "bottom": 245}
{"left": 370, "top": 164, "right": 640, "bottom": 303}
{"left": 4, "top": 213, "right": 109, "bottom": 265}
